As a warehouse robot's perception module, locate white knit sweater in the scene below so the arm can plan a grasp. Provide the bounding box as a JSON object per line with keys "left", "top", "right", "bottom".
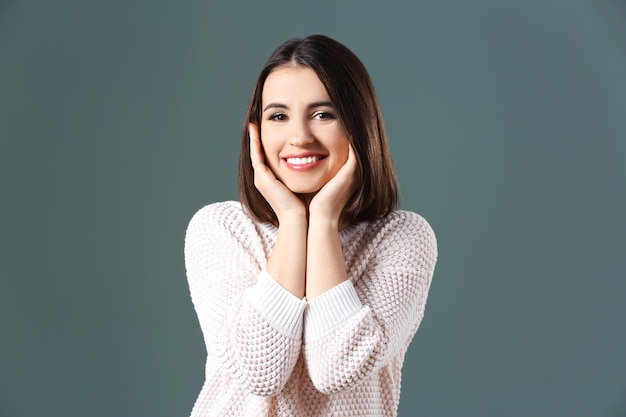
{"left": 185, "top": 201, "right": 437, "bottom": 417}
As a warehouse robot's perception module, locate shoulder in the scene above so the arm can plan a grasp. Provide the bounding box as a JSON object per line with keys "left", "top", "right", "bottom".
{"left": 368, "top": 210, "right": 438, "bottom": 267}
{"left": 188, "top": 200, "right": 248, "bottom": 226}
{"left": 374, "top": 210, "right": 436, "bottom": 244}
{"left": 376, "top": 210, "right": 433, "bottom": 228}
{"left": 185, "top": 201, "right": 258, "bottom": 243}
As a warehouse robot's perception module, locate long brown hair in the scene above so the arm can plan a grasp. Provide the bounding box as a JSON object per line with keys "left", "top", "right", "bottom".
{"left": 239, "top": 34, "right": 398, "bottom": 226}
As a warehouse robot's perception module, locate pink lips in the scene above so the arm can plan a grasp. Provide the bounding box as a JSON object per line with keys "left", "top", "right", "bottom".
{"left": 282, "top": 153, "right": 327, "bottom": 171}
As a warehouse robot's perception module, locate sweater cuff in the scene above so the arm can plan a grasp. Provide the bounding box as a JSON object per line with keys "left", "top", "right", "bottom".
{"left": 245, "top": 270, "right": 307, "bottom": 339}
{"left": 304, "top": 280, "right": 363, "bottom": 340}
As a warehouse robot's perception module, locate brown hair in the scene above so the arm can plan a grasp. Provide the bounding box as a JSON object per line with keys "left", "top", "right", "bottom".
{"left": 239, "top": 34, "right": 398, "bottom": 226}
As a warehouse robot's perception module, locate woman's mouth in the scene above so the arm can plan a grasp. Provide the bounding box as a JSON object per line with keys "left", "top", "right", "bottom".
{"left": 283, "top": 155, "right": 326, "bottom": 171}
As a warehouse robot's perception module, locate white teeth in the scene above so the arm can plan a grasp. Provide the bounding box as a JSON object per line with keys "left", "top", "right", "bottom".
{"left": 286, "top": 156, "right": 321, "bottom": 165}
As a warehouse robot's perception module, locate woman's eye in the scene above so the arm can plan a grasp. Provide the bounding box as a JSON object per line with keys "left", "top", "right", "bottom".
{"left": 313, "top": 111, "right": 335, "bottom": 120}
{"left": 269, "top": 113, "right": 287, "bottom": 121}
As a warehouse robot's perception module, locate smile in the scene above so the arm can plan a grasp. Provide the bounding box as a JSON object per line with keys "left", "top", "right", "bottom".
{"left": 285, "top": 156, "right": 323, "bottom": 165}
{"left": 282, "top": 155, "right": 326, "bottom": 171}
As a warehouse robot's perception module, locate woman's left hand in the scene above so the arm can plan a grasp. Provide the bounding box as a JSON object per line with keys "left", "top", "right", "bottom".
{"left": 308, "top": 144, "right": 358, "bottom": 224}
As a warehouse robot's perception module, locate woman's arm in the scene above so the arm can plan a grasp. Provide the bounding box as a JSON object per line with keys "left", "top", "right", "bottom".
{"left": 185, "top": 203, "right": 306, "bottom": 396}
{"left": 305, "top": 145, "right": 358, "bottom": 299}
{"left": 249, "top": 123, "right": 308, "bottom": 299}
{"left": 303, "top": 212, "right": 437, "bottom": 394}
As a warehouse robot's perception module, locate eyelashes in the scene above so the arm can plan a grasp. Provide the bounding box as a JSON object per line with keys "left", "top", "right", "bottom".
{"left": 268, "top": 113, "right": 288, "bottom": 121}
{"left": 267, "top": 111, "right": 337, "bottom": 122}
{"left": 313, "top": 111, "right": 336, "bottom": 120}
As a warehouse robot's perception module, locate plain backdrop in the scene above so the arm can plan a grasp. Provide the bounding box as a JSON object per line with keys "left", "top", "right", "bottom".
{"left": 1, "top": 1, "right": 625, "bottom": 416}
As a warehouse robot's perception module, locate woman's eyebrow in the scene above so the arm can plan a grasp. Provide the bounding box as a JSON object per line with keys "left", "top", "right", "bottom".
{"left": 263, "top": 103, "right": 288, "bottom": 112}
{"left": 263, "top": 101, "right": 334, "bottom": 112}
{"left": 308, "top": 101, "right": 333, "bottom": 109}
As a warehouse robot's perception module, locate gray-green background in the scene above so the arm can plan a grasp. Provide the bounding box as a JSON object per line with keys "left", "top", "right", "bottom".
{"left": 1, "top": 1, "right": 625, "bottom": 416}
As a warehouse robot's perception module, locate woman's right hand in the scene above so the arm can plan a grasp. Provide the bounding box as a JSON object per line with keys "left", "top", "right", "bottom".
{"left": 249, "top": 123, "right": 307, "bottom": 223}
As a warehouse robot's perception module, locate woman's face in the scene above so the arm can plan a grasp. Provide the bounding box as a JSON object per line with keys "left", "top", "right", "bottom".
{"left": 260, "top": 65, "right": 350, "bottom": 196}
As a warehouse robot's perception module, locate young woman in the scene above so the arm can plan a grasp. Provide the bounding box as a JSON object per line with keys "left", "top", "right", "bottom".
{"left": 185, "top": 34, "right": 437, "bottom": 417}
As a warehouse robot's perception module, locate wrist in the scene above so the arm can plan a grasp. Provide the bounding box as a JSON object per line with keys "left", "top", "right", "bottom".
{"left": 308, "top": 213, "right": 340, "bottom": 232}
{"left": 277, "top": 211, "right": 308, "bottom": 229}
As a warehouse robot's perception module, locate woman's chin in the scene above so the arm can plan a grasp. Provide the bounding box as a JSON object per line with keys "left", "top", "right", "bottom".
{"left": 287, "top": 183, "right": 324, "bottom": 196}
{"left": 284, "top": 178, "right": 331, "bottom": 202}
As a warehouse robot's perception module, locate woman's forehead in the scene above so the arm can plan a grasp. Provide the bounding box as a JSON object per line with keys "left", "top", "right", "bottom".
{"left": 262, "top": 66, "right": 330, "bottom": 105}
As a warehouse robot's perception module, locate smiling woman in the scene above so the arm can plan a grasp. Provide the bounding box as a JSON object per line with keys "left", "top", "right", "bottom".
{"left": 260, "top": 66, "right": 350, "bottom": 197}
{"left": 184, "top": 34, "right": 438, "bottom": 417}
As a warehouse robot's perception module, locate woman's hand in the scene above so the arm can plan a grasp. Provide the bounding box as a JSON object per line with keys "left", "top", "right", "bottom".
{"left": 304, "top": 145, "right": 357, "bottom": 299}
{"left": 249, "top": 123, "right": 307, "bottom": 223}
{"left": 250, "top": 123, "right": 308, "bottom": 298}
{"left": 308, "top": 144, "right": 358, "bottom": 225}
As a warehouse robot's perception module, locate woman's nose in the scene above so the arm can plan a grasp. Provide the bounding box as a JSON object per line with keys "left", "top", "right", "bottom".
{"left": 288, "top": 119, "right": 314, "bottom": 146}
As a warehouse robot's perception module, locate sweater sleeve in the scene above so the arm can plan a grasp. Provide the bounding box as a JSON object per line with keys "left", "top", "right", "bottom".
{"left": 302, "top": 212, "right": 437, "bottom": 394}
{"left": 184, "top": 204, "right": 307, "bottom": 396}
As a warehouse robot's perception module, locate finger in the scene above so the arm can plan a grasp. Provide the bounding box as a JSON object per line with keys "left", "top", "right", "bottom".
{"left": 340, "top": 144, "right": 359, "bottom": 194}
{"left": 337, "top": 144, "right": 357, "bottom": 177}
{"left": 248, "top": 123, "right": 265, "bottom": 170}
{"left": 346, "top": 143, "right": 356, "bottom": 167}
{"left": 249, "top": 122, "right": 278, "bottom": 190}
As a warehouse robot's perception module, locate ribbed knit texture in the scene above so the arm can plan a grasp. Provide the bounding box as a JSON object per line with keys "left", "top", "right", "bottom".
{"left": 185, "top": 201, "right": 437, "bottom": 417}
